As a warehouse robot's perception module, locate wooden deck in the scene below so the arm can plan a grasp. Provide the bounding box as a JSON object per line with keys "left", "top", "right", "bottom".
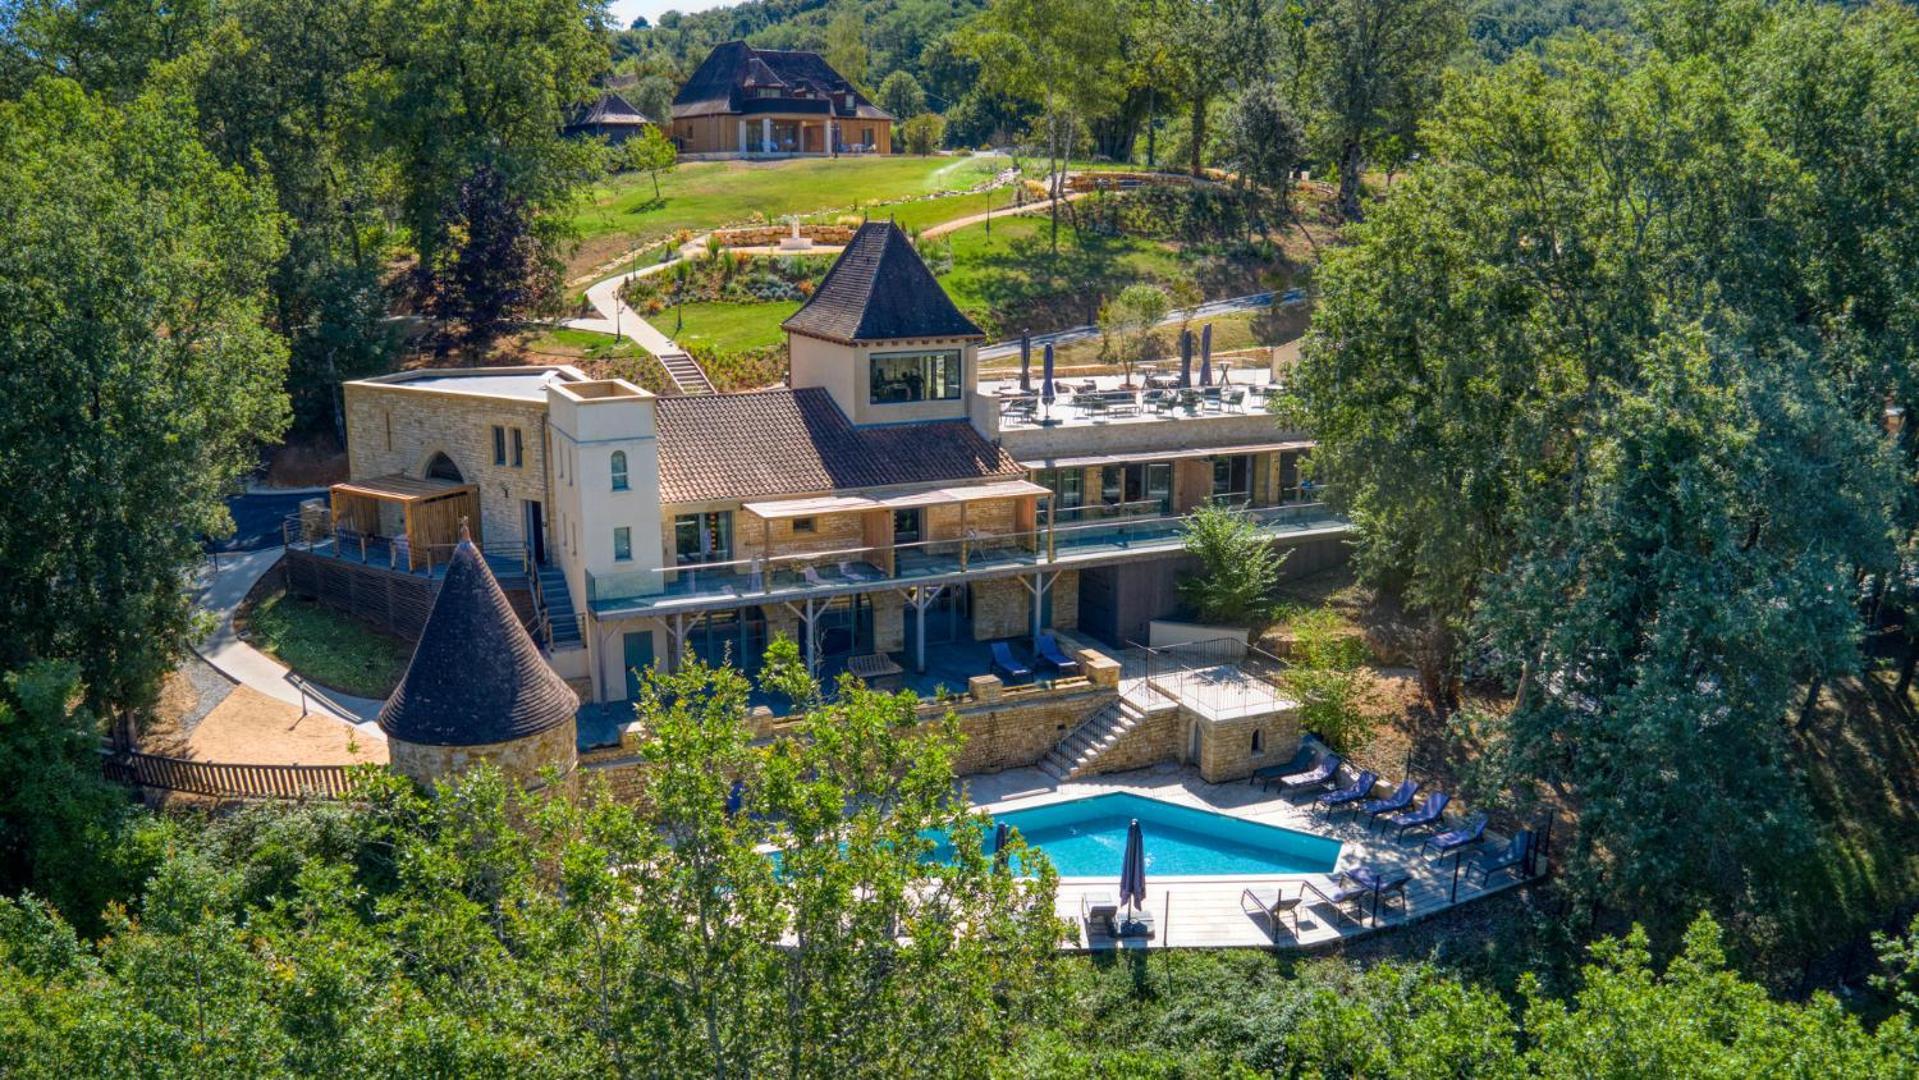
{"left": 964, "top": 766, "right": 1541, "bottom": 951}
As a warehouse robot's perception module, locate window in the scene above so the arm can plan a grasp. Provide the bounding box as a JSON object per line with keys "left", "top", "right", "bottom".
{"left": 613, "top": 526, "right": 632, "bottom": 562}
{"left": 674, "top": 511, "right": 733, "bottom": 565}
{"left": 1251, "top": 729, "right": 1265, "bottom": 756}
{"left": 870, "top": 349, "right": 962, "bottom": 404}
{"left": 492, "top": 425, "right": 507, "bottom": 466}
{"left": 1211, "top": 454, "right": 1253, "bottom": 504}
{"left": 610, "top": 450, "right": 629, "bottom": 491}
{"left": 1098, "top": 462, "right": 1172, "bottom": 515}
{"left": 1036, "top": 469, "right": 1083, "bottom": 513}
{"left": 792, "top": 516, "right": 816, "bottom": 535}
{"left": 892, "top": 507, "right": 922, "bottom": 545}
{"left": 511, "top": 428, "right": 524, "bottom": 468}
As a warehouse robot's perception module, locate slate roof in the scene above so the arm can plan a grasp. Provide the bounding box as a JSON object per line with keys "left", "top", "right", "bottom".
{"left": 378, "top": 539, "right": 578, "bottom": 747}
{"left": 672, "top": 41, "right": 892, "bottom": 120}
{"left": 653, "top": 387, "right": 1021, "bottom": 503}
{"left": 566, "top": 91, "right": 651, "bottom": 131}
{"left": 783, "top": 222, "right": 983, "bottom": 344}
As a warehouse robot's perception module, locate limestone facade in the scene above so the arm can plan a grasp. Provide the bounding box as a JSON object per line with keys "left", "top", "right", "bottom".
{"left": 387, "top": 718, "right": 579, "bottom": 790}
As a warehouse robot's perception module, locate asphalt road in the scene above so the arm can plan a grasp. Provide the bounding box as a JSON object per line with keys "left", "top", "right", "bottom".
{"left": 211, "top": 489, "right": 319, "bottom": 552}
{"left": 978, "top": 290, "right": 1300, "bottom": 361}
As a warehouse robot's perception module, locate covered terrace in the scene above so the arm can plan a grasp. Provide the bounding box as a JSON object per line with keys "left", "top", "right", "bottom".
{"left": 326, "top": 475, "right": 480, "bottom": 574}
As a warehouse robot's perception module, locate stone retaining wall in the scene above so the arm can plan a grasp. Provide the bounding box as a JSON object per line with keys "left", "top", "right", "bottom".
{"left": 710, "top": 224, "right": 856, "bottom": 247}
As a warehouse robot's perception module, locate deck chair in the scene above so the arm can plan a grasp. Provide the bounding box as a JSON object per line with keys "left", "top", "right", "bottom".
{"left": 1240, "top": 884, "right": 1306, "bottom": 941}
{"left": 1035, "top": 632, "right": 1080, "bottom": 676}
{"left": 990, "top": 641, "right": 1031, "bottom": 682}
{"left": 1422, "top": 814, "right": 1488, "bottom": 858}
{"left": 1385, "top": 792, "right": 1451, "bottom": 841}
{"left": 1360, "top": 779, "right": 1418, "bottom": 831}
{"left": 1271, "top": 753, "right": 1343, "bottom": 798}
{"left": 1467, "top": 829, "right": 1534, "bottom": 885}
{"left": 1316, "top": 770, "right": 1378, "bottom": 818}
{"left": 1248, "top": 745, "right": 1317, "bottom": 787}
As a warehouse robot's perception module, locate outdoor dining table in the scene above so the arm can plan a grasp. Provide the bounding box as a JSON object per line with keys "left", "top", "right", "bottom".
{"left": 846, "top": 652, "right": 904, "bottom": 689}
{"left": 1146, "top": 373, "right": 1180, "bottom": 389}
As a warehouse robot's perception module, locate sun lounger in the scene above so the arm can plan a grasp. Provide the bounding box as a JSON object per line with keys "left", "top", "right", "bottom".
{"left": 990, "top": 641, "right": 1031, "bottom": 682}
{"left": 1384, "top": 792, "right": 1451, "bottom": 840}
{"left": 1359, "top": 778, "right": 1418, "bottom": 830}
{"left": 1248, "top": 745, "right": 1316, "bottom": 787}
{"left": 1316, "top": 770, "right": 1378, "bottom": 817}
{"left": 1343, "top": 866, "right": 1412, "bottom": 920}
{"left": 1035, "top": 632, "right": 1080, "bottom": 676}
{"left": 1467, "top": 829, "right": 1534, "bottom": 885}
{"left": 1081, "top": 891, "right": 1118, "bottom": 938}
{"left": 1240, "top": 885, "right": 1306, "bottom": 941}
{"left": 1271, "top": 753, "right": 1343, "bottom": 798}
{"left": 1422, "top": 814, "right": 1488, "bottom": 858}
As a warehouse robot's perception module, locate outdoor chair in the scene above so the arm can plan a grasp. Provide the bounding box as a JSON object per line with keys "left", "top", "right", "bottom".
{"left": 1078, "top": 395, "right": 1109, "bottom": 417}
{"left": 1035, "top": 632, "right": 1080, "bottom": 677}
{"left": 802, "top": 565, "right": 826, "bottom": 586}
{"left": 1360, "top": 778, "right": 1419, "bottom": 830}
{"left": 1421, "top": 814, "right": 1488, "bottom": 858}
{"left": 1221, "top": 388, "right": 1247, "bottom": 410}
{"left": 1385, "top": 792, "right": 1451, "bottom": 841}
{"left": 1316, "top": 770, "right": 1378, "bottom": 818}
{"left": 1081, "top": 891, "right": 1119, "bottom": 938}
{"left": 1467, "top": 829, "right": 1534, "bottom": 885}
{"left": 1268, "top": 752, "right": 1342, "bottom": 797}
{"left": 1341, "top": 867, "right": 1412, "bottom": 921}
{"left": 990, "top": 641, "right": 1032, "bottom": 682}
{"left": 1248, "top": 745, "right": 1316, "bottom": 787}
{"left": 1240, "top": 884, "right": 1306, "bottom": 941}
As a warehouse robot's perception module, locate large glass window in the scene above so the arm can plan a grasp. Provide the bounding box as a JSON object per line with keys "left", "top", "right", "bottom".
{"left": 892, "top": 507, "right": 922, "bottom": 544}
{"left": 1098, "top": 462, "right": 1172, "bottom": 515}
{"left": 1211, "top": 455, "right": 1253, "bottom": 504}
{"left": 870, "top": 349, "right": 962, "bottom": 405}
{"left": 674, "top": 511, "right": 733, "bottom": 565}
{"left": 1036, "top": 469, "right": 1083, "bottom": 512}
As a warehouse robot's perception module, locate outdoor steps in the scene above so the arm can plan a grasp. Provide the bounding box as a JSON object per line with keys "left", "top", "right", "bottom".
{"left": 1039, "top": 698, "right": 1150, "bottom": 781}
{"left": 660, "top": 350, "right": 715, "bottom": 395}
{"left": 536, "top": 565, "right": 582, "bottom": 649}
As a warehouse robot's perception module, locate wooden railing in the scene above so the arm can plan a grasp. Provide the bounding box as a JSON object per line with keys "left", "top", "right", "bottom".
{"left": 103, "top": 751, "right": 364, "bottom": 800}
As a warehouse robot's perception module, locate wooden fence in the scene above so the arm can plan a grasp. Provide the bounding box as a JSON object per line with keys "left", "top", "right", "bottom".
{"left": 285, "top": 547, "right": 538, "bottom": 641}
{"left": 104, "top": 750, "right": 363, "bottom": 800}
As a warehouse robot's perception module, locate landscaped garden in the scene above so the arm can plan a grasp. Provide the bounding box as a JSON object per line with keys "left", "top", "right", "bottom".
{"left": 239, "top": 588, "right": 413, "bottom": 699}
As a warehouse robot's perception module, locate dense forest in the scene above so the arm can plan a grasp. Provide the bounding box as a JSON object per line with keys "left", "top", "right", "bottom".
{"left": 4, "top": 0, "right": 1919, "bottom": 1074}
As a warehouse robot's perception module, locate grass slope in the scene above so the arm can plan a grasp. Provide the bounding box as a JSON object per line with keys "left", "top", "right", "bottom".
{"left": 570, "top": 156, "right": 1002, "bottom": 273}
{"left": 670, "top": 300, "right": 802, "bottom": 354}
{"left": 241, "top": 590, "right": 412, "bottom": 699}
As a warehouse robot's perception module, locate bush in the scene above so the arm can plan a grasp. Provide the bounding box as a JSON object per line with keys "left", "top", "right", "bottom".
{"left": 1177, "top": 503, "right": 1286, "bottom": 626}
{"left": 1282, "top": 608, "right": 1373, "bottom": 752}
{"left": 901, "top": 113, "right": 947, "bottom": 156}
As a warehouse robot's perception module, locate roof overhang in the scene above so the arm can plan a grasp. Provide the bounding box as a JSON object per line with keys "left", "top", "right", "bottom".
{"left": 1017, "top": 441, "right": 1315, "bottom": 470}
{"left": 742, "top": 479, "right": 1051, "bottom": 520}
{"left": 331, "top": 475, "right": 476, "bottom": 504}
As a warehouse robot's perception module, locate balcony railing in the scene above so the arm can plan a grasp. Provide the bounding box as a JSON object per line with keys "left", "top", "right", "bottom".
{"left": 586, "top": 499, "right": 1346, "bottom": 613}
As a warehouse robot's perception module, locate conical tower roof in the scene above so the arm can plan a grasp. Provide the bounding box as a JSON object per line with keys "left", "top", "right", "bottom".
{"left": 782, "top": 221, "right": 983, "bottom": 344}
{"left": 378, "top": 535, "right": 578, "bottom": 747}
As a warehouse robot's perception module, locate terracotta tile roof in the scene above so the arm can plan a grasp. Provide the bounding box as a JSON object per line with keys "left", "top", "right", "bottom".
{"left": 378, "top": 540, "right": 578, "bottom": 747}
{"left": 783, "top": 222, "right": 983, "bottom": 343}
{"left": 654, "top": 387, "right": 1021, "bottom": 503}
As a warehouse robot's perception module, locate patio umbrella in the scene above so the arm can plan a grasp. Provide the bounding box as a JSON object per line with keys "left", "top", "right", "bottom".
{"left": 1041, "top": 342, "right": 1057, "bottom": 408}
{"left": 1199, "top": 323, "right": 1213, "bottom": 387}
{"left": 993, "top": 821, "right": 1012, "bottom": 868}
{"left": 1019, "top": 333, "right": 1032, "bottom": 392}
{"left": 725, "top": 778, "right": 745, "bottom": 817}
{"left": 1178, "top": 329, "right": 1193, "bottom": 388}
{"left": 1118, "top": 818, "right": 1147, "bottom": 914}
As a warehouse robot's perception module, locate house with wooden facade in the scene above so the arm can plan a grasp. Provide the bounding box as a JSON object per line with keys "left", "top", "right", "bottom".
{"left": 307, "top": 223, "right": 1344, "bottom": 734}
{"left": 668, "top": 41, "right": 893, "bottom": 158}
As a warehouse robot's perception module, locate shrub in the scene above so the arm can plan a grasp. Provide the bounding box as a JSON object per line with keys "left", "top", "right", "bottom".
{"left": 1177, "top": 503, "right": 1286, "bottom": 626}
{"left": 1283, "top": 608, "right": 1373, "bottom": 752}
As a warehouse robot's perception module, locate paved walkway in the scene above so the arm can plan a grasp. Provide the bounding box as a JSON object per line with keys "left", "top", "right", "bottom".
{"left": 195, "top": 547, "right": 387, "bottom": 733}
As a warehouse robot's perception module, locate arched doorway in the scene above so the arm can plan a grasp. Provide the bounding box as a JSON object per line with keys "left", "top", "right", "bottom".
{"left": 424, "top": 452, "right": 463, "bottom": 483}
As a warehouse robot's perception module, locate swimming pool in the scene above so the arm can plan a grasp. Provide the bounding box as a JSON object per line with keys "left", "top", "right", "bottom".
{"left": 966, "top": 792, "right": 1341, "bottom": 877}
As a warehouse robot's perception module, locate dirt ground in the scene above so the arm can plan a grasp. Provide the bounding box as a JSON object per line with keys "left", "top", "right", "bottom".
{"left": 183, "top": 684, "right": 388, "bottom": 767}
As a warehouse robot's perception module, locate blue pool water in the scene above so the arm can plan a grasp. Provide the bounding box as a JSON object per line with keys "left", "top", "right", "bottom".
{"left": 961, "top": 792, "right": 1341, "bottom": 877}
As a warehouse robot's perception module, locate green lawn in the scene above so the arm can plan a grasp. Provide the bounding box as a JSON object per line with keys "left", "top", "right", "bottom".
{"left": 571, "top": 156, "right": 1003, "bottom": 272}
{"left": 932, "top": 215, "right": 1200, "bottom": 337}
{"left": 669, "top": 300, "right": 802, "bottom": 354}
{"left": 242, "top": 590, "right": 413, "bottom": 699}
{"left": 527, "top": 327, "right": 652, "bottom": 361}
{"left": 804, "top": 187, "right": 1009, "bottom": 236}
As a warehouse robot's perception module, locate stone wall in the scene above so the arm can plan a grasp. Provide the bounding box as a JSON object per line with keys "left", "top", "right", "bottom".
{"left": 1198, "top": 707, "right": 1301, "bottom": 784}
{"left": 941, "top": 685, "right": 1116, "bottom": 775}
{"left": 388, "top": 719, "right": 579, "bottom": 789}
{"left": 970, "top": 577, "right": 1029, "bottom": 640}
{"left": 711, "top": 224, "right": 857, "bottom": 247}
{"left": 1082, "top": 709, "right": 1185, "bottom": 777}
{"left": 343, "top": 382, "right": 551, "bottom": 550}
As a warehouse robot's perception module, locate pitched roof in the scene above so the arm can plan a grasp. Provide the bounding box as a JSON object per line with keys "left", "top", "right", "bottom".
{"left": 671, "top": 41, "right": 892, "bottom": 120}
{"left": 782, "top": 222, "right": 983, "bottom": 344}
{"left": 567, "top": 91, "right": 651, "bottom": 130}
{"left": 654, "top": 387, "right": 1021, "bottom": 503}
{"left": 378, "top": 539, "right": 578, "bottom": 747}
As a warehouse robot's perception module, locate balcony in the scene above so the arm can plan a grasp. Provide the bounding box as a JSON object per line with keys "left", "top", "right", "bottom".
{"left": 983, "top": 369, "right": 1289, "bottom": 432}
{"left": 586, "top": 500, "right": 1347, "bottom": 617}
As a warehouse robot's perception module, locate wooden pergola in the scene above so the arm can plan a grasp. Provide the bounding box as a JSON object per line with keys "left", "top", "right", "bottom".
{"left": 328, "top": 475, "right": 480, "bottom": 573}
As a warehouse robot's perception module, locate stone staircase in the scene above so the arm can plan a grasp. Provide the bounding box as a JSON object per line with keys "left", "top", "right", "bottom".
{"left": 536, "top": 564, "right": 582, "bottom": 649}
{"left": 659, "top": 350, "right": 715, "bottom": 395}
{"left": 1039, "top": 698, "right": 1150, "bottom": 781}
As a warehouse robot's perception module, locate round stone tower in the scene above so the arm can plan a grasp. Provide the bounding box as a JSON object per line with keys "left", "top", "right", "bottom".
{"left": 378, "top": 529, "right": 578, "bottom": 788}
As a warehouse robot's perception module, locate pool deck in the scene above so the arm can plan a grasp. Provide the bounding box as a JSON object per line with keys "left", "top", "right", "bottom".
{"left": 965, "top": 765, "right": 1539, "bottom": 951}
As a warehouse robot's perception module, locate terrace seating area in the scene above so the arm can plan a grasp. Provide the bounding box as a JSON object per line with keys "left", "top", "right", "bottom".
{"left": 989, "top": 367, "right": 1282, "bottom": 430}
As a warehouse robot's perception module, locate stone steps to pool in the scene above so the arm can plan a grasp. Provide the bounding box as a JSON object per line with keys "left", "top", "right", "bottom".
{"left": 1040, "top": 698, "right": 1150, "bottom": 780}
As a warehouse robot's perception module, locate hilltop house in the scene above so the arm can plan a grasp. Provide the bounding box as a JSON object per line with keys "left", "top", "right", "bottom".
{"left": 668, "top": 41, "right": 892, "bottom": 157}
{"left": 301, "top": 223, "right": 1345, "bottom": 780}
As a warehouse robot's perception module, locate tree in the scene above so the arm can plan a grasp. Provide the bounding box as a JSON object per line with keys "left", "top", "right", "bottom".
{"left": 432, "top": 162, "right": 556, "bottom": 351}
{"left": 1300, "top": 0, "right": 1467, "bottom": 220}
{"left": 1282, "top": 609, "right": 1372, "bottom": 751}
{"left": 1099, "top": 283, "right": 1171, "bottom": 387}
{"left": 876, "top": 69, "right": 926, "bottom": 119}
{"left": 1150, "top": 0, "right": 1270, "bottom": 178}
{"left": 1179, "top": 503, "right": 1287, "bottom": 626}
{"left": 623, "top": 123, "right": 678, "bottom": 201}
{"left": 1295, "top": 2, "right": 1919, "bottom": 942}
{"left": 0, "top": 78, "right": 289, "bottom": 715}
{"left": 898, "top": 111, "right": 945, "bottom": 155}
{"left": 627, "top": 72, "right": 676, "bottom": 130}
{"left": 823, "top": 5, "right": 869, "bottom": 92}
{"left": 1221, "top": 79, "right": 1306, "bottom": 243}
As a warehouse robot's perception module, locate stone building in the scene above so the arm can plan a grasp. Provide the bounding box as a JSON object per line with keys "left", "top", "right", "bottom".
{"left": 378, "top": 530, "right": 579, "bottom": 788}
